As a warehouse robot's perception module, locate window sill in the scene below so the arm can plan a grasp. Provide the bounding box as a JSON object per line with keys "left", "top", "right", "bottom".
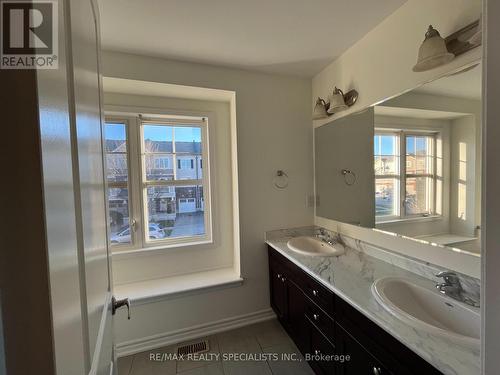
{"left": 113, "top": 268, "right": 243, "bottom": 305}
{"left": 376, "top": 215, "right": 442, "bottom": 226}
{"left": 414, "top": 233, "right": 478, "bottom": 246}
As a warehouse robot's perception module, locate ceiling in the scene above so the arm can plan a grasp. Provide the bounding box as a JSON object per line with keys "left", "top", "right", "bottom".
{"left": 103, "top": 77, "right": 234, "bottom": 102}
{"left": 98, "top": 0, "right": 407, "bottom": 77}
{"left": 414, "top": 63, "right": 482, "bottom": 100}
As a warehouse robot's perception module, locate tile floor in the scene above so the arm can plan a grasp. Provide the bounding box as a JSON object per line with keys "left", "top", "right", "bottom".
{"left": 117, "top": 319, "right": 315, "bottom": 375}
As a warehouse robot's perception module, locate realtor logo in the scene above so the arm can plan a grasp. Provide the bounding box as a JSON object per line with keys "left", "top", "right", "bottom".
{"left": 1, "top": 0, "right": 58, "bottom": 69}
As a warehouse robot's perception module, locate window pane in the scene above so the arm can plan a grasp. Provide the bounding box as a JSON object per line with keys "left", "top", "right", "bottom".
{"left": 405, "top": 177, "right": 432, "bottom": 215}
{"left": 108, "top": 188, "right": 131, "bottom": 245}
{"left": 374, "top": 155, "right": 398, "bottom": 175}
{"left": 375, "top": 178, "right": 398, "bottom": 217}
{"left": 146, "top": 185, "right": 205, "bottom": 241}
{"left": 105, "top": 123, "right": 128, "bottom": 182}
{"left": 406, "top": 135, "right": 433, "bottom": 174}
{"left": 374, "top": 134, "right": 399, "bottom": 176}
{"left": 174, "top": 126, "right": 202, "bottom": 152}
{"left": 145, "top": 154, "right": 174, "bottom": 181}
{"left": 143, "top": 125, "right": 173, "bottom": 152}
{"left": 105, "top": 122, "right": 131, "bottom": 248}
{"left": 106, "top": 153, "right": 128, "bottom": 182}
{"left": 374, "top": 134, "right": 397, "bottom": 155}
{"left": 176, "top": 155, "right": 203, "bottom": 180}
{"left": 105, "top": 123, "right": 126, "bottom": 152}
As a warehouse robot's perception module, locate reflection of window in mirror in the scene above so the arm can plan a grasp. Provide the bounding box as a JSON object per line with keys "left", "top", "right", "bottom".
{"left": 374, "top": 130, "right": 441, "bottom": 222}
{"left": 458, "top": 142, "right": 467, "bottom": 221}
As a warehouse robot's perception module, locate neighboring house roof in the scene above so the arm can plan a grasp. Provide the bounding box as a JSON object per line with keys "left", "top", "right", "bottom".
{"left": 106, "top": 139, "right": 201, "bottom": 154}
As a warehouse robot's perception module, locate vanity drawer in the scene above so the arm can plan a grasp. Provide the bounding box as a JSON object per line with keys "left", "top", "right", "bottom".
{"left": 304, "top": 296, "right": 335, "bottom": 341}
{"left": 300, "top": 271, "right": 335, "bottom": 314}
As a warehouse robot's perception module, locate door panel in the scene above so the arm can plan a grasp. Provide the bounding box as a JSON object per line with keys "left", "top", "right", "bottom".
{"left": 270, "top": 259, "right": 288, "bottom": 320}
{"left": 92, "top": 293, "right": 114, "bottom": 375}
{"left": 33, "top": 0, "right": 88, "bottom": 373}
{"left": 69, "top": 0, "right": 113, "bottom": 372}
{"left": 288, "top": 280, "right": 308, "bottom": 353}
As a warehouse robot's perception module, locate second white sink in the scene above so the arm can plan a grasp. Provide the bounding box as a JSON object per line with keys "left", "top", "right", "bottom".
{"left": 372, "top": 277, "right": 480, "bottom": 347}
{"left": 287, "top": 236, "right": 345, "bottom": 257}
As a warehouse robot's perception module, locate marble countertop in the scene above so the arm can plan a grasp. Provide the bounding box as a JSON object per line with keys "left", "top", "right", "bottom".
{"left": 266, "top": 230, "right": 480, "bottom": 375}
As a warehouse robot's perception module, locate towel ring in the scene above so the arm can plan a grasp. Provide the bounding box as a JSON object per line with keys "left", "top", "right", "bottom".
{"left": 274, "top": 170, "right": 289, "bottom": 189}
{"left": 341, "top": 169, "right": 356, "bottom": 186}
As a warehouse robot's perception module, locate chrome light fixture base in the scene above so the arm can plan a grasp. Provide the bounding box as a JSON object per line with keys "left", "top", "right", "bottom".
{"left": 312, "top": 89, "right": 359, "bottom": 119}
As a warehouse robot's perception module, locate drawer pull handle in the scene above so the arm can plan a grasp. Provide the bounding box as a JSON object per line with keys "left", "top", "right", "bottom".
{"left": 281, "top": 277, "right": 286, "bottom": 283}
{"left": 372, "top": 366, "right": 382, "bottom": 375}
{"left": 312, "top": 289, "right": 319, "bottom": 297}
{"left": 314, "top": 350, "right": 321, "bottom": 356}
{"left": 313, "top": 313, "right": 320, "bottom": 321}
{"left": 277, "top": 273, "right": 282, "bottom": 279}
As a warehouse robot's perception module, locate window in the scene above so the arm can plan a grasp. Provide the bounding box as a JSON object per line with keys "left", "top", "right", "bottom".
{"left": 375, "top": 130, "right": 438, "bottom": 221}
{"left": 104, "top": 122, "right": 132, "bottom": 245}
{"left": 104, "top": 116, "right": 212, "bottom": 251}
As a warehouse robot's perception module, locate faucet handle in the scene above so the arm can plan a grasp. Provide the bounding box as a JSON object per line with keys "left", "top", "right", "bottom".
{"left": 436, "top": 271, "right": 460, "bottom": 284}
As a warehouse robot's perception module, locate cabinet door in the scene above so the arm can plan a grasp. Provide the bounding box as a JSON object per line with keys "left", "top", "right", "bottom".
{"left": 288, "top": 280, "right": 308, "bottom": 352}
{"left": 270, "top": 260, "right": 288, "bottom": 321}
{"left": 308, "top": 320, "right": 337, "bottom": 375}
{"left": 337, "top": 324, "right": 391, "bottom": 375}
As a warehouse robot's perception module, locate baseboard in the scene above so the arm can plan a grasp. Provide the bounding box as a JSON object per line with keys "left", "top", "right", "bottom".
{"left": 115, "top": 308, "right": 276, "bottom": 357}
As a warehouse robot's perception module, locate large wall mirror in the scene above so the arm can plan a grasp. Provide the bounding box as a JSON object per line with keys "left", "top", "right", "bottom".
{"left": 315, "top": 62, "right": 481, "bottom": 255}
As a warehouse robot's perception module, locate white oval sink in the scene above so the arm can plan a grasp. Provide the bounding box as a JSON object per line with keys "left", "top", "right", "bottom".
{"left": 372, "top": 277, "right": 480, "bottom": 346}
{"left": 287, "top": 236, "right": 345, "bottom": 257}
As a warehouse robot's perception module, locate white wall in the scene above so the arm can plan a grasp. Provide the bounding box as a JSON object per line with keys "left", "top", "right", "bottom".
{"left": 450, "top": 115, "right": 478, "bottom": 236}
{"left": 312, "top": 0, "right": 482, "bottom": 277}
{"left": 101, "top": 51, "right": 313, "bottom": 346}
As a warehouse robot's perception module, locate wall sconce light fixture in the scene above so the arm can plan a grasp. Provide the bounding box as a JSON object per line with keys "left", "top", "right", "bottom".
{"left": 313, "top": 98, "right": 329, "bottom": 120}
{"left": 327, "top": 87, "right": 348, "bottom": 114}
{"left": 413, "top": 19, "right": 482, "bottom": 73}
{"left": 312, "top": 88, "right": 359, "bottom": 120}
{"left": 413, "top": 25, "right": 454, "bottom": 72}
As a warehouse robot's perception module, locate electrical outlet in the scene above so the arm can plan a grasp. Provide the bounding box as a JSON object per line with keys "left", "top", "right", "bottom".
{"left": 306, "top": 194, "right": 317, "bottom": 208}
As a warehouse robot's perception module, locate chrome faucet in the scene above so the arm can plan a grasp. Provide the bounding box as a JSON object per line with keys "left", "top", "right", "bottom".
{"left": 315, "top": 228, "right": 342, "bottom": 247}
{"left": 435, "top": 271, "right": 479, "bottom": 307}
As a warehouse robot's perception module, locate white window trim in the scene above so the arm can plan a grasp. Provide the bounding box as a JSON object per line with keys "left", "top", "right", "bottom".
{"left": 375, "top": 128, "right": 441, "bottom": 223}
{"left": 104, "top": 111, "right": 215, "bottom": 254}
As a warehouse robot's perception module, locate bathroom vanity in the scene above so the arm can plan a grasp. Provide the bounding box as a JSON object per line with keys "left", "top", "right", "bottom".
{"left": 266, "top": 228, "right": 480, "bottom": 375}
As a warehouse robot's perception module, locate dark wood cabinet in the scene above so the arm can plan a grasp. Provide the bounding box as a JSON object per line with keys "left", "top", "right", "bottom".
{"left": 268, "top": 246, "right": 442, "bottom": 375}
{"left": 288, "top": 279, "right": 309, "bottom": 352}
{"left": 336, "top": 323, "right": 390, "bottom": 375}
{"left": 269, "top": 255, "right": 288, "bottom": 320}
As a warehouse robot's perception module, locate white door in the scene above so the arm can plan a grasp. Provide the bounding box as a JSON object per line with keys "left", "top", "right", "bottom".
{"left": 69, "top": 0, "right": 118, "bottom": 374}
{"left": 2, "top": 0, "right": 121, "bottom": 373}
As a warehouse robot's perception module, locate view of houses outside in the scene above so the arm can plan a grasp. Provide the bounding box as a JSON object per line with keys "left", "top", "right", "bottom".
{"left": 374, "top": 134, "right": 399, "bottom": 217}
{"left": 105, "top": 123, "right": 206, "bottom": 245}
